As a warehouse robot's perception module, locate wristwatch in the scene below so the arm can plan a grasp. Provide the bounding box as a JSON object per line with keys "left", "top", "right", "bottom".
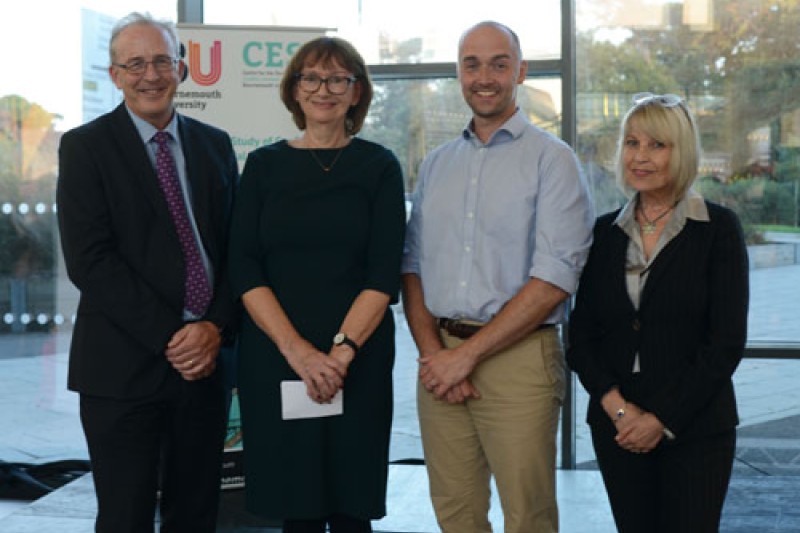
{"left": 333, "top": 332, "right": 360, "bottom": 354}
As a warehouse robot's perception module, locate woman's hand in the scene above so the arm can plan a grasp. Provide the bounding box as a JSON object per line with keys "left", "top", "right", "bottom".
{"left": 614, "top": 407, "right": 665, "bottom": 454}
{"left": 285, "top": 341, "right": 347, "bottom": 403}
{"left": 329, "top": 344, "right": 356, "bottom": 370}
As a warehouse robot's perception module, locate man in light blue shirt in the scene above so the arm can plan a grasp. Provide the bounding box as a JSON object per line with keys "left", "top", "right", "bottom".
{"left": 401, "top": 20, "right": 594, "bottom": 533}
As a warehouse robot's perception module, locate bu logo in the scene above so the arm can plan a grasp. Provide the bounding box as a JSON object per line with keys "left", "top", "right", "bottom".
{"left": 186, "top": 40, "right": 222, "bottom": 86}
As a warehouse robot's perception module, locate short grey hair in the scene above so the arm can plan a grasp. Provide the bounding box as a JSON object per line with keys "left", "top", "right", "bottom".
{"left": 109, "top": 12, "right": 180, "bottom": 64}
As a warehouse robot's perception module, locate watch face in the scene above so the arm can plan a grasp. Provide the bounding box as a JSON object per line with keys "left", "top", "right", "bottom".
{"left": 333, "top": 332, "right": 345, "bottom": 344}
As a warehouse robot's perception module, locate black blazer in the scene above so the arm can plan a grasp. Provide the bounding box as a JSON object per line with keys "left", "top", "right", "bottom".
{"left": 566, "top": 201, "right": 749, "bottom": 440}
{"left": 57, "top": 104, "right": 238, "bottom": 399}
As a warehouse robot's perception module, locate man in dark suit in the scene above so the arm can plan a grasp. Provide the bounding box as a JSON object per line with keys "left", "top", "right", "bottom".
{"left": 56, "top": 12, "right": 238, "bottom": 533}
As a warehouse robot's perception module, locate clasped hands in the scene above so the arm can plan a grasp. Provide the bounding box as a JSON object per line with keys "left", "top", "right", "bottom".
{"left": 612, "top": 402, "right": 665, "bottom": 454}
{"left": 418, "top": 348, "right": 481, "bottom": 404}
{"left": 286, "top": 341, "right": 353, "bottom": 404}
{"left": 165, "top": 321, "right": 221, "bottom": 381}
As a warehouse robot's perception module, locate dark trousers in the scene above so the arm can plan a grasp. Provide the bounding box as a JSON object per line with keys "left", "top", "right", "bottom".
{"left": 283, "top": 514, "right": 372, "bottom": 533}
{"left": 592, "top": 420, "right": 735, "bottom": 533}
{"left": 80, "top": 372, "right": 227, "bottom": 533}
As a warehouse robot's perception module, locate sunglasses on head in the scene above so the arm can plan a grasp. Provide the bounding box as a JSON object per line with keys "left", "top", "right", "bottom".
{"left": 632, "top": 92, "right": 683, "bottom": 107}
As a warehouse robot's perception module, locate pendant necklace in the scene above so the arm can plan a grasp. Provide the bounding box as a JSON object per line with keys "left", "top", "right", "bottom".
{"left": 308, "top": 147, "right": 345, "bottom": 172}
{"left": 637, "top": 201, "right": 674, "bottom": 235}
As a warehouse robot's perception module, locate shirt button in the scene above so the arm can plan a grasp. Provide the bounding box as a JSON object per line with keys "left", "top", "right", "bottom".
{"left": 460, "top": 281, "right": 467, "bottom": 287}
{"left": 464, "top": 246, "right": 471, "bottom": 252}
{"left": 467, "top": 212, "right": 474, "bottom": 219}
{"left": 632, "top": 319, "right": 641, "bottom": 331}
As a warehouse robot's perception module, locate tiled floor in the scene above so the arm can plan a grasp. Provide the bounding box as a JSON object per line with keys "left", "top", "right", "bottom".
{"left": 0, "top": 467, "right": 618, "bottom": 533}
{"left": 2, "top": 465, "right": 800, "bottom": 532}
{"left": 0, "top": 500, "right": 27, "bottom": 522}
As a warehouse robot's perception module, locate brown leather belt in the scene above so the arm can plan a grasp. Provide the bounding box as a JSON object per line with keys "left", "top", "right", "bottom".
{"left": 436, "top": 318, "right": 555, "bottom": 339}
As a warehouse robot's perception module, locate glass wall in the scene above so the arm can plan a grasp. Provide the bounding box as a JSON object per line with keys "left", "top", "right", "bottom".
{"left": 1, "top": 0, "right": 797, "bottom": 478}
{"left": 204, "top": 0, "right": 562, "bottom": 64}
{"left": 0, "top": 0, "right": 567, "bottom": 468}
{"left": 0, "top": 0, "right": 177, "bottom": 463}
{"left": 362, "top": 78, "right": 563, "bottom": 193}
{"left": 574, "top": 0, "right": 800, "bottom": 470}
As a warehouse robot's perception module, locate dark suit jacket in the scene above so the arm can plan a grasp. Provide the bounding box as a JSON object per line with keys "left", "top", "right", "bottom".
{"left": 57, "top": 103, "right": 238, "bottom": 399}
{"left": 566, "top": 201, "right": 749, "bottom": 440}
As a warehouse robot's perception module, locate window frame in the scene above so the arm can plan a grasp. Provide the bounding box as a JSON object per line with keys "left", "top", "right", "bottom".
{"left": 179, "top": 0, "right": 800, "bottom": 471}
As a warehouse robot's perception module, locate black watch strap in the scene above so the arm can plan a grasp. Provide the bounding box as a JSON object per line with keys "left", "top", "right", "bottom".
{"left": 333, "top": 332, "right": 360, "bottom": 353}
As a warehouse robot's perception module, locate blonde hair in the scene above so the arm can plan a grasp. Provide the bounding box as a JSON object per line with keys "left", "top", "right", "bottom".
{"left": 615, "top": 94, "right": 701, "bottom": 203}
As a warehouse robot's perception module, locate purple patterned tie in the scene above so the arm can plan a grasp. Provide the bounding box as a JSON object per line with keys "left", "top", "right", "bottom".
{"left": 152, "top": 131, "right": 212, "bottom": 317}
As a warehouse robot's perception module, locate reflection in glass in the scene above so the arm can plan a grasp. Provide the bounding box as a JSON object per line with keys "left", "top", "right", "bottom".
{"left": 204, "top": 0, "right": 562, "bottom": 63}
{"left": 364, "top": 78, "right": 563, "bottom": 193}
{"left": 575, "top": 0, "right": 800, "bottom": 467}
{"left": 0, "top": 1, "right": 181, "bottom": 467}
{"left": 0, "top": 95, "right": 59, "bottom": 335}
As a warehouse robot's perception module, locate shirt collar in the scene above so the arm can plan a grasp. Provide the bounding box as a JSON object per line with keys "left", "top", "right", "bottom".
{"left": 615, "top": 189, "right": 708, "bottom": 227}
{"left": 461, "top": 107, "right": 527, "bottom": 145}
{"left": 125, "top": 104, "right": 180, "bottom": 145}
{"left": 683, "top": 188, "right": 709, "bottom": 221}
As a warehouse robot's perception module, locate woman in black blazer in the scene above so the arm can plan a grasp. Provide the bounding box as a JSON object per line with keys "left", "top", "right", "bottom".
{"left": 567, "top": 93, "right": 749, "bottom": 533}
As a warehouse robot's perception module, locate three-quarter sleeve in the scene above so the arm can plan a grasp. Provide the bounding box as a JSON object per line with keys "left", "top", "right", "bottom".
{"left": 364, "top": 148, "right": 406, "bottom": 303}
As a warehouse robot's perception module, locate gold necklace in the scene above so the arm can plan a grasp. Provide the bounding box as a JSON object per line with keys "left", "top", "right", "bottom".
{"left": 308, "top": 147, "right": 345, "bottom": 172}
{"left": 637, "top": 201, "right": 674, "bottom": 234}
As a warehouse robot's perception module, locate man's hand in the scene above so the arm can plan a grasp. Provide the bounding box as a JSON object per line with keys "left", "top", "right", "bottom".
{"left": 165, "top": 321, "right": 221, "bottom": 381}
{"left": 418, "top": 348, "right": 479, "bottom": 400}
{"left": 442, "top": 379, "right": 481, "bottom": 404}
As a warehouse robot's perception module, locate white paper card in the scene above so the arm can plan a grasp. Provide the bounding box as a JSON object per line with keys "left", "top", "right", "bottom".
{"left": 280, "top": 380, "right": 343, "bottom": 420}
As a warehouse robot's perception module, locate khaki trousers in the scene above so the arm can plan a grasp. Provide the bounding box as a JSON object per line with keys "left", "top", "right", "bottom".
{"left": 418, "top": 327, "right": 565, "bottom": 533}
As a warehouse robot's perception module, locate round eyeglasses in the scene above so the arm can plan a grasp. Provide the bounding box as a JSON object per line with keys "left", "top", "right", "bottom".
{"left": 295, "top": 73, "right": 357, "bottom": 95}
{"left": 632, "top": 92, "right": 683, "bottom": 107}
{"left": 114, "top": 56, "right": 179, "bottom": 76}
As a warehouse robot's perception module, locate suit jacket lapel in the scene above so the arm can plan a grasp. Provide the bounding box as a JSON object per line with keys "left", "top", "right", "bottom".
{"left": 607, "top": 225, "right": 637, "bottom": 313}
{"left": 640, "top": 223, "right": 691, "bottom": 305}
{"left": 109, "top": 104, "right": 170, "bottom": 217}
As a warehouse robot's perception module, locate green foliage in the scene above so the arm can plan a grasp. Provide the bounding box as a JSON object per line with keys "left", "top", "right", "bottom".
{"left": 577, "top": 0, "right": 800, "bottom": 231}
{"left": 753, "top": 224, "right": 800, "bottom": 234}
{"left": 697, "top": 176, "right": 798, "bottom": 242}
{"left": 0, "top": 94, "right": 59, "bottom": 275}
{"left": 577, "top": 33, "right": 677, "bottom": 95}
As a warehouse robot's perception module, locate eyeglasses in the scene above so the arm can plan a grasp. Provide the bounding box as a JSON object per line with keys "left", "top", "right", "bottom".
{"left": 295, "top": 73, "right": 357, "bottom": 95}
{"left": 113, "top": 56, "right": 179, "bottom": 76}
{"left": 632, "top": 92, "right": 683, "bottom": 107}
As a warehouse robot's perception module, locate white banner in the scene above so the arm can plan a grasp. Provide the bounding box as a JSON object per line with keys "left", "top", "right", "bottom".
{"left": 176, "top": 24, "right": 326, "bottom": 169}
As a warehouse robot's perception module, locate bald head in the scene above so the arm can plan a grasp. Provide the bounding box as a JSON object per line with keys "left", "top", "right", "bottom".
{"left": 459, "top": 21, "right": 522, "bottom": 62}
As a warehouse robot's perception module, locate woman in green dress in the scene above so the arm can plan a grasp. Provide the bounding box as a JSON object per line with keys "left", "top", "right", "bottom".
{"left": 228, "top": 36, "right": 406, "bottom": 533}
